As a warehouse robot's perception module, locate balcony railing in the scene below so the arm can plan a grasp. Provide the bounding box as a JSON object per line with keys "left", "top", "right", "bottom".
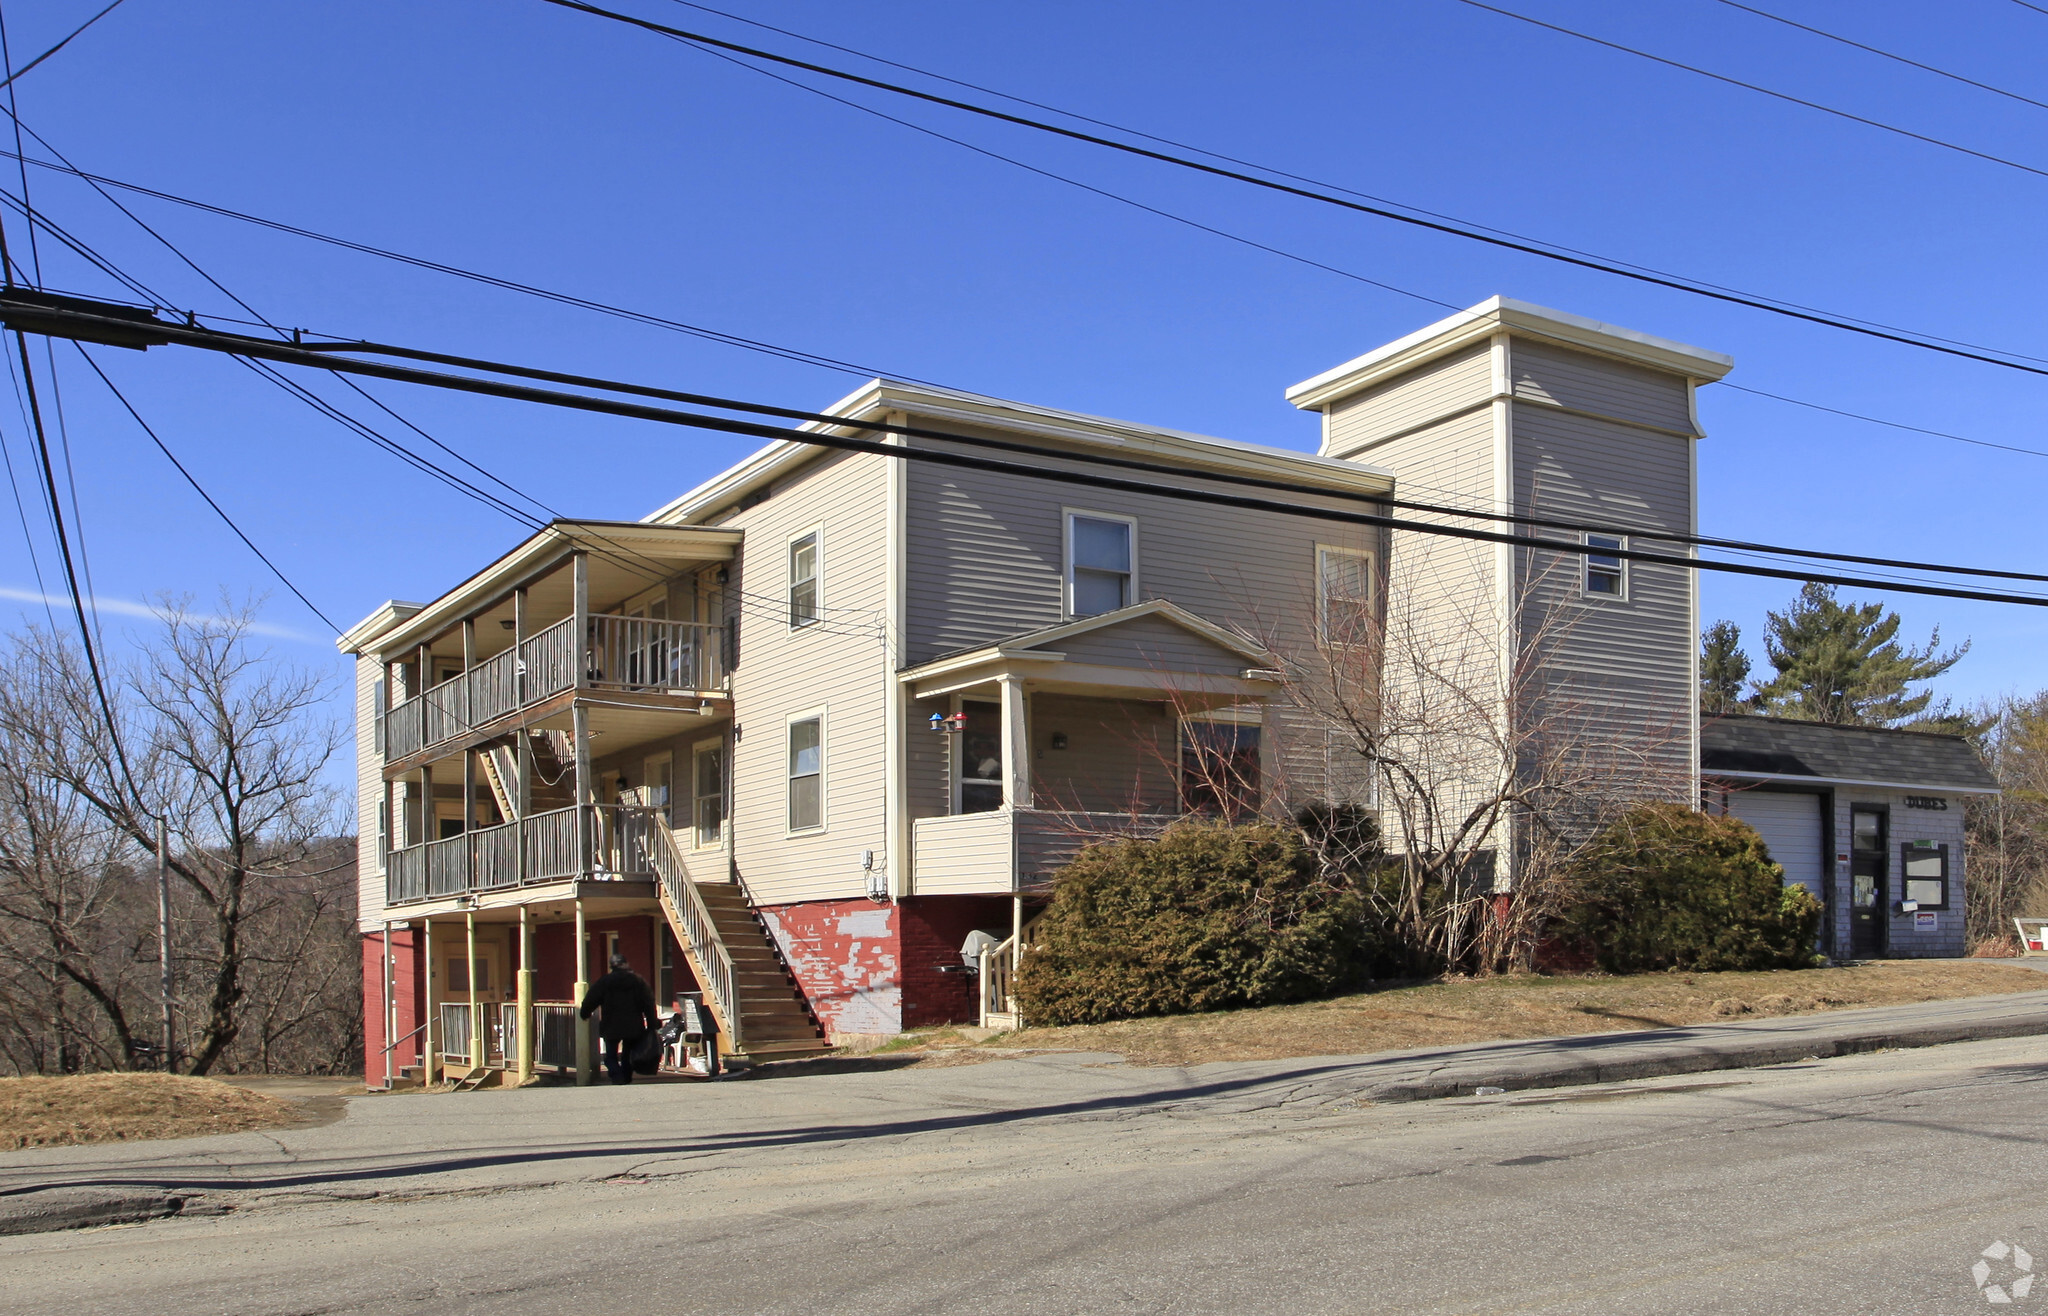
{"left": 381, "top": 614, "right": 725, "bottom": 762}
{"left": 384, "top": 803, "right": 670, "bottom": 905}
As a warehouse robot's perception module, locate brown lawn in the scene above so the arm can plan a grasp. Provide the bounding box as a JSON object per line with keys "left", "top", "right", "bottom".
{"left": 0, "top": 1073, "right": 306, "bottom": 1150}
{"left": 890, "top": 960, "right": 2048, "bottom": 1069}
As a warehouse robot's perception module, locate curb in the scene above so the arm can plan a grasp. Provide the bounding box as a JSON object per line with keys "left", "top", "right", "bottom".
{"left": 0, "top": 1187, "right": 200, "bottom": 1237}
{"left": 1365, "top": 1012, "right": 2048, "bottom": 1103}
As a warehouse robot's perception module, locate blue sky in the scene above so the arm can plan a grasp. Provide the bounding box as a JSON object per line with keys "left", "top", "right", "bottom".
{"left": 3, "top": 0, "right": 2044, "bottom": 723}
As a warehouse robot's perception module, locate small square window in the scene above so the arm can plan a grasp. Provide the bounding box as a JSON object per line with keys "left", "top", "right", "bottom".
{"left": 1901, "top": 841, "right": 1948, "bottom": 908}
{"left": 1584, "top": 533, "right": 1625, "bottom": 598}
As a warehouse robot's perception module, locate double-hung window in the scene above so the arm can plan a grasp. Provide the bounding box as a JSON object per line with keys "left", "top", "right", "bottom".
{"left": 1583, "top": 533, "right": 1625, "bottom": 598}
{"left": 1066, "top": 512, "right": 1134, "bottom": 617}
{"left": 693, "top": 740, "right": 727, "bottom": 848}
{"left": 787, "top": 715, "right": 824, "bottom": 832}
{"left": 1317, "top": 546, "right": 1374, "bottom": 642}
{"left": 788, "top": 531, "right": 820, "bottom": 629}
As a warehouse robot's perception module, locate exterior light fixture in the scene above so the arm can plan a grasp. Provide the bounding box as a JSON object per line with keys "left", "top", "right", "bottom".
{"left": 1050, "top": 732, "right": 1068, "bottom": 750}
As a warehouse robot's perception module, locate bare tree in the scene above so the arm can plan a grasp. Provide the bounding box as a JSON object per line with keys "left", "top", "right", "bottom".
{"left": 1277, "top": 540, "right": 1690, "bottom": 975}
{"left": 0, "top": 601, "right": 348, "bottom": 1075}
{"left": 1966, "top": 692, "right": 2048, "bottom": 949}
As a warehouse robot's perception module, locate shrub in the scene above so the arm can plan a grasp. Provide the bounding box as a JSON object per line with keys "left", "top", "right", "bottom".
{"left": 1560, "top": 803, "right": 1824, "bottom": 974}
{"left": 1013, "top": 819, "right": 1373, "bottom": 1026}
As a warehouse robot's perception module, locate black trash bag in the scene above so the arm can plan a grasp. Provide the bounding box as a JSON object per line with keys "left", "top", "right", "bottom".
{"left": 629, "top": 1027, "right": 662, "bottom": 1075}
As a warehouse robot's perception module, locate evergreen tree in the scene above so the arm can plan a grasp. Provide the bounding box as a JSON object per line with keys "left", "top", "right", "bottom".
{"left": 1755, "top": 583, "right": 1965, "bottom": 726}
{"left": 1699, "top": 620, "right": 1751, "bottom": 716}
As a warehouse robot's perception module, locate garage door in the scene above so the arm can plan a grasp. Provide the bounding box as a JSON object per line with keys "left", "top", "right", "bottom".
{"left": 1728, "top": 790, "right": 1823, "bottom": 896}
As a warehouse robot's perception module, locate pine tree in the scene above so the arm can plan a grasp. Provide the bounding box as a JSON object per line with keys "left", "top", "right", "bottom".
{"left": 1755, "top": 583, "right": 1966, "bottom": 726}
{"left": 1699, "top": 620, "right": 1752, "bottom": 717}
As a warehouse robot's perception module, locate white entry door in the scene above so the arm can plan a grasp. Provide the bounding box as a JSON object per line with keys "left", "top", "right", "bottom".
{"left": 1728, "top": 790, "right": 1824, "bottom": 898}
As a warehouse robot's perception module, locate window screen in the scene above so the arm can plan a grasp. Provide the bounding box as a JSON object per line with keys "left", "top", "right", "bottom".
{"left": 789, "top": 533, "right": 819, "bottom": 629}
{"left": 1069, "top": 515, "right": 1132, "bottom": 616}
{"left": 788, "top": 717, "right": 823, "bottom": 831}
{"left": 1584, "top": 533, "right": 1624, "bottom": 597}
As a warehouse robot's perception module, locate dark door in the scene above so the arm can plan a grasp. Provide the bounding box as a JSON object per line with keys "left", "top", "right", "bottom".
{"left": 1849, "top": 806, "right": 1888, "bottom": 958}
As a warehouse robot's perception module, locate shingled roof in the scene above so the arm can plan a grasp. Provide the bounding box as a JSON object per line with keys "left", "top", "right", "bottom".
{"left": 1700, "top": 716, "right": 1998, "bottom": 794}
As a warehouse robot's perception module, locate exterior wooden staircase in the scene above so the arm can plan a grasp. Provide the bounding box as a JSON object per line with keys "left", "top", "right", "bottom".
{"left": 627, "top": 814, "right": 831, "bottom": 1064}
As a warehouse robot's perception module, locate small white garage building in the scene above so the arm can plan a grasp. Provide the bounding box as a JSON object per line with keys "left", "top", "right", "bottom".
{"left": 1701, "top": 717, "right": 1999, "bottom": 960}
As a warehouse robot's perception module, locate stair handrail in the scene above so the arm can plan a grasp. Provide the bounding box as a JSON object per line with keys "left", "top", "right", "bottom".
{"left": 623, "top": 808, "right": 745, "bottom": 1054}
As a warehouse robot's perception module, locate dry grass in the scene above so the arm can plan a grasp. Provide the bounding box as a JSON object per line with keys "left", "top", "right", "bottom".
{"left": 943, "top": 960, "right": 2048, "bottom": 1068}
{"left": 0, "top": 1073, "right": 306, "bottom": 1150}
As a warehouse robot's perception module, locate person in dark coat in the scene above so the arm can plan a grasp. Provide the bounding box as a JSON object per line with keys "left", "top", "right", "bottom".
{"left": 579, "top": 953, "right": 660, "bottom": 1085}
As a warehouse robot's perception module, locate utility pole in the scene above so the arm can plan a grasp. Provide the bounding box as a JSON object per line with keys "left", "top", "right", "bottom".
{"left": 157, "top": 815, "right": 173, "bottom": 1071}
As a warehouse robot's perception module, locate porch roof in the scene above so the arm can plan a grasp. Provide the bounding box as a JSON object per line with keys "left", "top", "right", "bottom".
{"left": 339, "top": 520, "right": 741, "bottom": 660}
{"left": 898, "top": 600, "right": 1282, "bottom": 701}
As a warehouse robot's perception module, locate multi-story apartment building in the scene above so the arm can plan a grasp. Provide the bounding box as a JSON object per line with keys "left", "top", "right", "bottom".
{"left": 343, "top": 297, "right": 1750, "bottom": 1084}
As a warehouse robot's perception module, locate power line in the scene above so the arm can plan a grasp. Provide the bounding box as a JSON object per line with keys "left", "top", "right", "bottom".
{"left": 659, "top": 0, "right": 2048, "bottom": 371}
{"left": 72, "top": 346, "right": 341, "bottom": 633}
{"left": 1452, "top": 0, "right": 2048, "bottom": 182}
{"left": 1707, "top": 0, "right": 2048, "bottom": 114}
{"left": 13, "top": 297, "right": 2044, "bottom": 607}
{"left": 294, "top": 332, "right": 2048, "bottom": 587}
{"left": 0, "top": 0, "right": 127, "bottom": 92}
{"left": 4, "top": 134, "right": 2042, "bottom": 477}
{"left": 1715, "top": 382, "right": 2048, "bottom": 460}
{"left": 539, "top": 0, "right": 2048, "bottom": 383}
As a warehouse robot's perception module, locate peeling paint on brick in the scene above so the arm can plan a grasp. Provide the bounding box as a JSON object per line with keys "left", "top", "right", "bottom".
{"left": 759, "top": 900, "right": 902, "bottom": 1037}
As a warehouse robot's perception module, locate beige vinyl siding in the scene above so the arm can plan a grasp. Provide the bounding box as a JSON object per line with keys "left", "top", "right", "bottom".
{"left": 1510, "top": 340, "right": 1697, "bottom": 436}
{"left": 354, "top": 656, "right": 386, "bottom": 932}
{"left": 1321, "top": 342, "right": 1493, "bottom": 460}
{"left": 722, "top": 449, "right": 892, "bottom": 907}
{"left": 909, "top": 812, "right": 1013, "bottom": 894}
{"left": 1510, "top": 386, "right": 1697, "bottom": 797}
{"left": 906, "top": 692, "right": 954, "bottom": 818}
{"left": 1043, "top": 615, "right": 1252, "bottom": 676}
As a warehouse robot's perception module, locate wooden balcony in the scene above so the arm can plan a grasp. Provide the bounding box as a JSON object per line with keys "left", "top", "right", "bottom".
{"left": 380, "top": 614, "right": 728, "bottom": 767}
{"left": 910, "top": 809, "right": 1177, "bottom": 895}
{"left": 385, "top": 802, "right": 683, "bottom": 905}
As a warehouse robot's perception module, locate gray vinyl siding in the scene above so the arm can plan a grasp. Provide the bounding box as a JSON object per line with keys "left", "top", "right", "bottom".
{"left": 1043, "top": 614, "right": 1251, "bottom": 676}
{"left": 1030, "top": 695, "right": 1178, "bottom": 814}
{"left": 715, "top": 448, "right": 893, "bottom": 907}
{"left": 900, "top": 426, "right": 1383, "bottom": 814}
{"left": 1511, "top": 340, "right": 1697, "bottom": 436}
{"left": 1321, "top": 342, "right": 1493, "bottom": 460}
{"left": 1510, "top": 380, "right": 1696, "bottom": 803}
{"left": 354, "top": 655, "right": 386, "bottom": 932}
{"left": 1832, "top": 791, "right": 1969, "bottom": 959}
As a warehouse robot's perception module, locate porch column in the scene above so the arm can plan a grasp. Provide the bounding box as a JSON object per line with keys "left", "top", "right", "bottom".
{"left": 573, "top": 897, "right": 593, "bottom": 1087}
{"left": 513, "top": 585, "right": 528, "bottom": 705}
{"left": 516, "top": 906, "right": 535, "bottom": 1082}
{"left": 1258, "top": 700, "right": 1280, "bottom": 819}
{"left": 418, "top": 765, "right": 433, "bottom": 846}
{"left": 999, "top": 675, "right": 1031, "bottom": 809}
{"left": 573, "top": 703, "right": 594, "bottom": 876}
{"left": 422, "top": 918, "right": 438, "bottom": 1086}
{"left": 465, "top": 910, "right": 483, "bottom": 1072}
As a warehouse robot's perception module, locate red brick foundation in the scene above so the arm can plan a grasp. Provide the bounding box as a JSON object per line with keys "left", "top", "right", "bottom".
{"left": 899, "top": 896, "right": 1014, "bottom": 1029}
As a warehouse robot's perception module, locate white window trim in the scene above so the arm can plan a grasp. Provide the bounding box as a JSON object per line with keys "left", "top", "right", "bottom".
{"left": 785, "top": 707, "right": 828, "bottom": 835}
{"left": 787, "top": 524, "right": 824, "bottom": 632}
{"left": 1581, "top": 531, "right": 1628, "bottom": 602}
{"left": 1062, "top": 508, "right": 1139, "bottom": 619}
{"left": 691, "top": 737, "right": 727, "bottom": 850}
{"left": 1315, "top": 544, "right": 1376, "bottom": 640}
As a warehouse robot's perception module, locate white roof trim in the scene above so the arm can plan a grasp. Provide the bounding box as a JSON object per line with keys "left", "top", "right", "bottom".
{"left": 1286, "top": 297, "right": 1735, "bottom": 412}
{"left": 1711, "top": 770, "right": 2000, "bottom": 797}
{"left": 899, "top": 599, "right": 1276, "bottom": 681}
{"left": 643, "top": 377, "right": 1395, "bottom": 526}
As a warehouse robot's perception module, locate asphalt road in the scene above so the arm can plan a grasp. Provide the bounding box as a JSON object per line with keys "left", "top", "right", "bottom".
{"left": 4, "top": 1034, "right": 2047, "bottom": 1315}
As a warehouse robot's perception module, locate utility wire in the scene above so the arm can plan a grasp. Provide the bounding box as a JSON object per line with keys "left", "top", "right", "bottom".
{"left": 72, "top": 347, "right": 340, "bottom": 633}
{"left": 17, "top": 300, "right": 2042, "bottom": 607}
{"left": 296, "top": 332, "right": 2048, "bottom": 586}
{"left": 539, "top": 0, "right": 2048, "bottom": 381}
{"left": 4, "top": 140, "right": 2041, "bottom": 474}
{"left": 1452, "top": 0, "right": 2048, "bottom": 182}
{"left": 1708, "top": 0, "right": 2048, "bottom": 114}
{"left": 660, "top": 0, "right": 2048, "bottom": 370}
{"left": 1716, "top": 382, "right": 2048, "bottom": 460}
{"left": 0, "top": 0, "right": 127, "bottom": 92}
